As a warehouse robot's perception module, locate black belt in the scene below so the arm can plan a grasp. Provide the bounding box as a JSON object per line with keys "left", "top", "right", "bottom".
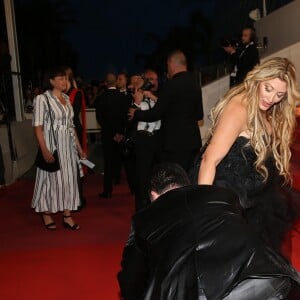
{"left": 137, "top": 130, "right": 159, "bottom": 136}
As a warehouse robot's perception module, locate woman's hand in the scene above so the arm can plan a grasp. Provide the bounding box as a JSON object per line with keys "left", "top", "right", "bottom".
{"left": 78, "top": 149, "right": 87, "bottom": 160}
{"left": 42, "top": 148, "right": 55, "bottom": 163}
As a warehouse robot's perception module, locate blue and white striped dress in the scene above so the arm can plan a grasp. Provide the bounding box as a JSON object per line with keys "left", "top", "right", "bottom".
{"left": 32, "top": 90, "right": 83, "bottom": 213}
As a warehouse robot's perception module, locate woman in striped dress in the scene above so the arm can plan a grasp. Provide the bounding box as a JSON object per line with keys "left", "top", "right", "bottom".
{"left": 32, "top": 66, "right": 86, "bottom": 230}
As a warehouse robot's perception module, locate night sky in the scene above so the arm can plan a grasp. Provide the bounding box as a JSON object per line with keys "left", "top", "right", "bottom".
{"left": 7, "top": 0, "right": 291, "bottom": 81}
{"left": 65, "top": 0, "right": 215, "bottom": 80}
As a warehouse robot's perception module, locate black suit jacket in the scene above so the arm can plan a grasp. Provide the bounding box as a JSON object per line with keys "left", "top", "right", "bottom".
{"left": 135, "top": 71, "right": 203, "bottom": 151}
{"left": 95, "top": 88, "right": 128, "bottom": 138}
{"left": 118, "top": 185, "right": 300, "bottom": 300}
{"left": 236, "top": 42, "right": 260, "bottom": 84}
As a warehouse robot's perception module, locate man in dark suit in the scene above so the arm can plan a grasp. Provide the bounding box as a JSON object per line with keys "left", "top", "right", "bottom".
{"left": 96, "top": 72, "right": 128, "bottom": 198}
{"left": 235, "top": 27, "right": 260, "bottom": 84}
{"left": 118, "top": 163, "right": 300, "bottom": 300}
{"left": 129, "top": 50, "right": 203, "bottom": 172}
{"left": 133, "top": 69, "right": 162, "bottom": 211}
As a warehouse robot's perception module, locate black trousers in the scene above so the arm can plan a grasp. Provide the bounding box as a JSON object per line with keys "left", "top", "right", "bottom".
{"left": 135, "top": 132, "right": 161, "bottom": 211}
{"left": 162, "top": 149, "right": 198, "bottom": 173}
{"left": 123, "top": 153, "right": 136, "bottom": 194}
{"left": 102, "top": 136, "right": 122, "bottom": 194}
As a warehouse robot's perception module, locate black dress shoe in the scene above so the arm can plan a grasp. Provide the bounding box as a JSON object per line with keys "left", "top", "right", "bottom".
{"left": 98, "top": 192, "right": 112, "bottom": 198}
{"left": 63, "top": 215, "right": 80, "bottom": 230}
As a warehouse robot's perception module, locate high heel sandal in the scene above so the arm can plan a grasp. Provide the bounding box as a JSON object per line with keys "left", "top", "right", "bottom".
{"left": 63, "top": 215, "right": 80, "bottom": 230}
{"left": 42, "top": 213, "right": 56, "bottom": 230}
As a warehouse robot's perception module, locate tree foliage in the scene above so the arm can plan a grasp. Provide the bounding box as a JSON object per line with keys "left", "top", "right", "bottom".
{"left": 136, "top": 10, "right": 213, "bottom": 74}
{"left": 14, "top": 0, "right": 77, "bottom": 86}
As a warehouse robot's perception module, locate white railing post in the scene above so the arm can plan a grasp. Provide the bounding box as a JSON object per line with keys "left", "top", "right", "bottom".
{"left": 4, "top": 0, "right": 24, "bottom": 121}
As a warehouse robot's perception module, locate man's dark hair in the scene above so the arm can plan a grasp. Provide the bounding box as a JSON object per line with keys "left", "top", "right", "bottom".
{"left": 118, "top": 72, "right": 128, "bottom": 80}
{"left": 150, "top": 162, "right": 191, "bottom": 195}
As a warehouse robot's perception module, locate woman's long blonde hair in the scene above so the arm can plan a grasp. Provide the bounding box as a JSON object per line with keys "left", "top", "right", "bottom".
{"left": 209, "top": 57, "right": 300, "bottom": 183}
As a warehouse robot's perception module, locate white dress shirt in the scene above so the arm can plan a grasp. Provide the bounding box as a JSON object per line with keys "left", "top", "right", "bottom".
{"left": 136, "top": 98, "right": 161, "bottom": 133}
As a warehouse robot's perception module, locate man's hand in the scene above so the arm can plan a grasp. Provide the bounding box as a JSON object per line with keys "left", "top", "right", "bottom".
{"left": 143, "top": 91, "right": 158, "bottom": 101}
{"left": 128, "top": 108, "right": 138, "bottom": 120}
{"left": 223, "top": 45, "right": 236, "bottom": 55}
{"left": 113, "top": 133, "right": 124, "bottom": 143}
{"left": 133, "top": 89, "right": 144, "bottom": 105}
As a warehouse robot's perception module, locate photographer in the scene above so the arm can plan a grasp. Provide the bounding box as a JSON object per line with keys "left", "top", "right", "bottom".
{"left": 222, "top": 27, "right": 259, "bottom": 87}
{"left": 222, "top": 38, "right": 239, "bottom": 87}
{"left": 129, "top": 50, "right": 203, "bottom": 174}
{"left": 133, "top": 69, "right": 162, "bottom": 211}
{"left": 236, "top": 27, "right": 260, "bottom": 84}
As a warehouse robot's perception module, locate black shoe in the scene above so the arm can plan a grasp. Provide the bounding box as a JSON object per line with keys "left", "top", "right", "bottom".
{"left": 42, "top": 213, "right": 56, "bottom": 230}
{"left": 63, "top": 215, "right": 80, "bottom": 230}
{"left": 98, "top": 192, "right": 112, "bottom": 198}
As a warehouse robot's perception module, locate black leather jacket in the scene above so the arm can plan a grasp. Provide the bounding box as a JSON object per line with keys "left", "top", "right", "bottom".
{"left": 117, "top": 185, "right": 300, "bottom": 300}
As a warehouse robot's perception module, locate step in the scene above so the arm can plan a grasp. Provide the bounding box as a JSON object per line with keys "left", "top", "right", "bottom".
{"left": 294, "top": 129, "right": 300, "bottom": 141}
{"left": 291, "top": 140, "right": 300, "bottom": 164}
{"left": 286, "top": 218, "right": 300, "bottom": 271}
{"left": 291, "top": 164, "right": 300, "bottom": 191}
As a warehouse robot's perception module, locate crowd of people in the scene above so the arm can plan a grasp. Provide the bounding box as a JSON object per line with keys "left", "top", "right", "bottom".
{"left": 28, "top": 36, "right": 300, "bottom": 297}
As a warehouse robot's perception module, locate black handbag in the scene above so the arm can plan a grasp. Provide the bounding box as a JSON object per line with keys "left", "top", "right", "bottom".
{"left": 35, "top": 94, "right": 60, "bottom": 172}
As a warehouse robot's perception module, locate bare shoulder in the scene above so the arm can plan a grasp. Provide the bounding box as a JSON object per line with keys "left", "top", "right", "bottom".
{"left": 223, "top": 94, "right": 247, "bottom": 117}
{"left": 214, "top": 93, "right": 248, "bottom": 137}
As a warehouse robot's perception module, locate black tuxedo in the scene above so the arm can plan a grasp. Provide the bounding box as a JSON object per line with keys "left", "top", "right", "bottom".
{"left": 135, "top": 71, "right": 203, "bottom": 171}
{"left": 96, "top": 88, "right": 128, "bottom": 194}
{"left": 118, "top": 185, "right": 300, "bottom": 300}
{"left": 96, "top": 88, "right": 127, "bottom": 139}
{"left": 236, "top": 42, "right": 260, "bottom": 84}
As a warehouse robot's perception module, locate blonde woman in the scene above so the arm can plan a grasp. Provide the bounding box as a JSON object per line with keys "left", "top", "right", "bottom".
{"left": 197, "top": 57, "right": 300, "bottom": 249}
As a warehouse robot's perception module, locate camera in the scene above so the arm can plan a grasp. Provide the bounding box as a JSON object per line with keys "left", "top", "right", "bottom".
{"left": 221, "top": 37, "right": 240, "bottom": 48}
{"left": 140, "top": 79, "right": 154, "bottom": 91}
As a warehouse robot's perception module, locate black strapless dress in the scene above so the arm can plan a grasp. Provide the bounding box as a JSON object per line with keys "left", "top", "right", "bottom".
{"left": 191, "top": 136, "right": 299, "bottom": 250}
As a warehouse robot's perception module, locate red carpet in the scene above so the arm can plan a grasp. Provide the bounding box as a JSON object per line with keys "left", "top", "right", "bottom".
{"left": 1, "top": 112, "right": 300, "bottom": 300}
{"left": 0, "top": 174, "right": 134, "bottom": 300}
{"left": 284, "top": 112, "right": 300, "bottom": 271}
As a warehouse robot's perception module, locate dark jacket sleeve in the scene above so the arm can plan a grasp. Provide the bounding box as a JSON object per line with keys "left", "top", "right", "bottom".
{"left": 95, "top": 95, "right": 104, "bottom": 127}
{"left": 196, "top": 87, "right": 204, "bottom": 121}
{"left": 72, "top": 91, "right": 83, "bottom": 131}
{"left": 236, "top": 45, "right": 260, "bottom": 83}
{"left": 117, "top": 223, "right": 149, "bottom": 300}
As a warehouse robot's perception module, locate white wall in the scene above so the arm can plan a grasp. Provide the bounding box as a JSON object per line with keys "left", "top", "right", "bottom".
{"left": 261, "top": 41, "right": 300, "bottom": 82}
{"left": 255, "top": 0, "right": 300, "bottom": 56}
{"left": 199, "top": 41, "right": 300, "bottom": 144}
{"left": 199, "top": 76, "right": 230, "bottom": 143}
{"left": 0, "top": 120, "right": 36, "bottom": 184}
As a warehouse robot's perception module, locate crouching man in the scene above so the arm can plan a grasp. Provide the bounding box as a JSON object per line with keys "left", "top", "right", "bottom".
{"left": 118, "top": 163, "right": 300, "bottom": 300}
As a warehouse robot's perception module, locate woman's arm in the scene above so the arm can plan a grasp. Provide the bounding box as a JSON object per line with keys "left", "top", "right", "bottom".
{"left": 73, "top": 128, "right": 87, "bottom": 159}
{"left": 198, "top": 96, "right": 248, "bottom": 185}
